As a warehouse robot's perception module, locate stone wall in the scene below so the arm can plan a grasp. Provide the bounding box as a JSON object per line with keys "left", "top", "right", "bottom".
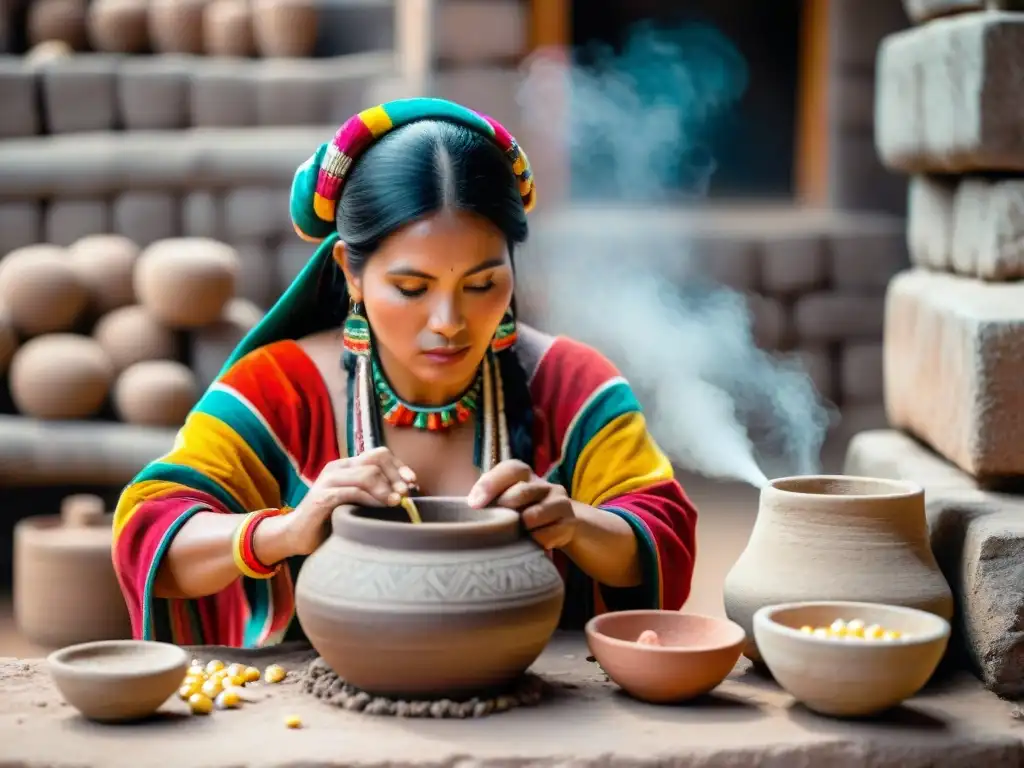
{"left": 846, "top": 3, "right": 1024, "bottom": 695}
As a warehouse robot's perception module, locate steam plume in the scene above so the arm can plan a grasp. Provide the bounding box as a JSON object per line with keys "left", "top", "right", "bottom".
{"left": 515, "top": 23, "right": 835, "bottom": 486}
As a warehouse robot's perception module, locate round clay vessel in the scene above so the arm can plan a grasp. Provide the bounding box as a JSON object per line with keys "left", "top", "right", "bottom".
{"left": 203, "top": 0, "right": 255, "bottom": 56}
{"left": 0, "top": 244, "right": 89, "bottom": 336}
{"left": 0, "top": 303, "right": 17, "bottom": 374}
{"left": 149, "top": 0, "right": 208, "bottom": 54}
{"left": 134, "top": 238, "right": 238, "bottom": 329}
{"left": 754, "top": 601, "right": 950, "bottom": 717}
{"left": 27, "top": 0, "right": 88, "bottom": 50}
{"left": 252, "top": 0, "right": 318, "bottom": 58}
{"left": 15, "top": 495, "right": 133, "bottom": 648}
{"left": 48, "top": 640, "right": 189, "bottom": 722}
{"left": 723, "top": 475, "right": 954, "bottom": 663}
{"left": 68, "top": 234, "right": 141, "bottom": 314}
{"left": 87, "top": 0, "right": 150, "bottom": 53}
{"left": 295, "top": 497, "right": 565, "bottom": 699}
{"left": 9, "top": 334, "right": 115, "bottom": 419}
{"left": 586, "top": 611, "right": 745, "bottom": 704}
{"left": 114, "top": 360, "right": 198, "bottom": 427}
{"left": 93, "top": 304, "right": 180, "bottom": 373}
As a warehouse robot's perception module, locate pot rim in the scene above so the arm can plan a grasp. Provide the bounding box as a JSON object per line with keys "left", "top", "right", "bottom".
{"left": 584, "top": 610, "right": 747, "bottom": 654}
{"left": 47, "top": 640, "right": 189, "bottom": 681}
{"left": 335, "top": 496, "right": 518, "bottom": 530}
{"left": 753, "top": 601, "right": 951, "bottom": 646}
{"left": 765, "top": 474, "right": 923, "bottom": 501}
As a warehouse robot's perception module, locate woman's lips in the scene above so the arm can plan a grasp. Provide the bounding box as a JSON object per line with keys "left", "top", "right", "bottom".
{"left": 422, "top": 347, "right": 470, "bottom": 365}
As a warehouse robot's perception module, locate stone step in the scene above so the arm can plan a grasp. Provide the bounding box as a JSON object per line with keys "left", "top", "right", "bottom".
{"left": 883, "top": 269, "right": 1024, "bottom": 479}
{"left": 876, "top": 12, "right": 1024, "bottom": 174}
{"left": 844, "top": 428, "right": 1024, "bottom": 697}
{"left": 0, "top": 51, "right": 394, "bottom": 138}
{"left": 0, "top": 415, "right": 175, "bottom": 487}
{"left": 908, "top": 175, "right": 1024, "bottom": 281}
{"left": 0, "top": 126, "right": 332, "bottom": 197}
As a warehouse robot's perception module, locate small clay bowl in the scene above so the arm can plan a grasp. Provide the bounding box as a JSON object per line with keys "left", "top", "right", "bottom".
{"left": 753, "top": 601, "right": 950, "bottom": 718}
{"left": 48, "top": 639, "right": 190, "bottom": 722}
{"left": 585, "top": 610, "right": 746, "bottom": 704}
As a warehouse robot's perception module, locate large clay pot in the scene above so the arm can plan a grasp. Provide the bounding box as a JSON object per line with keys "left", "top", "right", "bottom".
{"left": 149, "top": 0, "right": 207, "bottom": 54}
{"left": 68, "top": 234, "right": 141, "bottom": 314}
{"left": 723, "top": 475, "right": 955, "bottom": 663}
{"left": 113, "top": 359, "right": 198, "bottom": 427}
{"left": 9, "top": 334, "right": 115, "bottom": 419}
{"left": 203, "top": 0, "right": 255, "bottom": 57}
{"left": 134, "top": 238, "right": 238, "bottom": 329}
{"left": 87, "top": 0, "right": 150, "bottom": 53}
{"left": 295, "top": 498, "right": 565, "bottom": 699}
{"left": 93, "top": 304, "right": 180, "bottom": 373}
{"left": 27, "top": 0, "right": 88, "bottom": 50}
{"left": 0, "top": 244, "right": 89, "bottom": 337}
{"left": 15, "top": 494, "right": 133, "bottom": 648}
{"left": 251, "top": 0, "right": 317, "bottom": 58}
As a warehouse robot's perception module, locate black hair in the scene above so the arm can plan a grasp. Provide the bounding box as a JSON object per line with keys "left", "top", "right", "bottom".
{"left": 315, "top": 119, "right": 534, "bottom": 464}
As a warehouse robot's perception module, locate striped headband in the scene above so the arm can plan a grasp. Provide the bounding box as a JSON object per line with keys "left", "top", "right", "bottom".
{"left": 289, "top": 97, "right": 536, "bottom": 244}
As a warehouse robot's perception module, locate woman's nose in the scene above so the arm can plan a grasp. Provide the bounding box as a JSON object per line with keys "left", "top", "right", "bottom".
{"left": 428, "top": 297, "right": 466, "bottom": 338}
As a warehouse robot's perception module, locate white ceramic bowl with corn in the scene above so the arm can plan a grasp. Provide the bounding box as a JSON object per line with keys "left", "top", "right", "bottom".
{"left": 753, "top": 601, "right": 951, "bottom": 717}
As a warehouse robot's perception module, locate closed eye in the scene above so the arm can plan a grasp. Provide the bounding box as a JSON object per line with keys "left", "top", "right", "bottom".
{"left": 464, "top": 280, "right": 496, "bottom": 293}
{"left": 396, "top": 285, "right": 427, "bottom": 298}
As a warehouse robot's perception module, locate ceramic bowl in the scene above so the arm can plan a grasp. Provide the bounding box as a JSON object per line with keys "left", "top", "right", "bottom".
{"left": 585, "top": 610, "right": 746, "bottom": 704}
{"left": 753, "top": 601, "right": 950, "bottom": 717}
{"left": 48, "top": 639, "right": 190, "bottom": 722}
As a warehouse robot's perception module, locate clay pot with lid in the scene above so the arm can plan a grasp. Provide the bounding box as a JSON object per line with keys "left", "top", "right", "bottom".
{"left": 295, "top": 497, "right": 565, "bottom": 699}
{"left": 723, "top": 475, "right": 955, "bottom": 663}
{"left": 252, "top": 0, "right": 317, "bottom": 58}
{"left": 15, "top": 495, "right": 133, "bottom": 649}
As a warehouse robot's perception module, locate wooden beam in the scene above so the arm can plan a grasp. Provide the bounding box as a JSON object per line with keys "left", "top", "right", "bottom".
{"left": 794, "top": 0, "right": 830, "bottom": 205}
{"left": 529, "top": 0, "right": 570, "bottom": 51}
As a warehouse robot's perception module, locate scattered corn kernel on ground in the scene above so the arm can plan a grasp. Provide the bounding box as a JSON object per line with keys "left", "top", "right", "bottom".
{"left": 798, "top": 618, "right": 907, "bottom": 641}
{"left": 179, "top": 659, "right": 295, "bottom": 725}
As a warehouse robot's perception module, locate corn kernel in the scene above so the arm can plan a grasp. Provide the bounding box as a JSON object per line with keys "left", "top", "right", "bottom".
{"left": 264, "top": 664, "right": 287, "bottom": 684}
{"left": 226, "top": 674, "right": 246, "bottom": 688}
{"left": 812, "top": 628, "right": 829, "bottom": 638}
{"left": 187, "top": 665, "right": 206, "bottom": 678}
{"left": 864, "top": 624, "right": 885, "bottom": 640}
{"left": 244, "top": 666, "right": 261, "bottom": 683}
{"left": 179, "top": 679, "right": 203, "bottom": 699}
{"left": 829, "top": 619, "right": 847, "bottom": 636}
{"left": 284, "top": 714, "right": 302, "bottom": 729}
{"left": 799, "top": 625, "right": 814, "bottom": 634}
{"left": 201, "top": 678, "right": 223, "bottom": 699}
{"left": 216, "top": 689, "right": 242, "bottom": 710}
{"left": 205, "top": 659, "right": 225, "bottom": 675}
{"left": 226, "top": 663, "right": 246, "bottom": 678}
{"left": 188, "top": 693, "right": 214, "bottom": 715}
{"left": 882, "top": 630, "right": 901, "bottom": 641}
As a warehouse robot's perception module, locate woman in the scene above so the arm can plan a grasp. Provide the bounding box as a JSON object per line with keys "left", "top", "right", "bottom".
{"left": 112, "top": 98, "right": 697, "bottom": 647}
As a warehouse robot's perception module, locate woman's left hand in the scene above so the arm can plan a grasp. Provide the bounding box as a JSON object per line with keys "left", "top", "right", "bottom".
{"left": 467, "top": 460, "right": 578, "bottom": 550}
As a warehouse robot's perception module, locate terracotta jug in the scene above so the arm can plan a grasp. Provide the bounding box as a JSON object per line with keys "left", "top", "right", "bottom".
{"left": 295, "top": 497, "right": 565, "bottom": 699}
{"left": 723, "top": 475, "right": 954, "bottom": 663}
{"left": 14, "top": 495, "right": 133, "bottom": 648}
{"left": 251, "top": 0, "right": 317, "bottom": 58}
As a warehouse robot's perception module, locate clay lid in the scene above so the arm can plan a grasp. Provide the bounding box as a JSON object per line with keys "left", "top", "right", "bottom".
{"left": 331, "top": 496, "right": 522, "bottom": 551}
{"left": 16, "top": 494, "right": 115, "bottom": 549}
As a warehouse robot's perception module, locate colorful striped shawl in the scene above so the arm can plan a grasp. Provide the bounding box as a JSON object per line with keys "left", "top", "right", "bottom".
{"left": 112, "top": 326, "right": 698, "bottom": 647}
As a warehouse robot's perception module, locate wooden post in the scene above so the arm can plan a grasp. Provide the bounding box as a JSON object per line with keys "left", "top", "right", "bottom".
{"left": 395, "top": 0, "right": 436, "bottom": 96}
{"left": 794, "top": 0, "right": 830, "bottom": 206}
{"left": 529, "top": 0, "right": 570, "bottom": 50}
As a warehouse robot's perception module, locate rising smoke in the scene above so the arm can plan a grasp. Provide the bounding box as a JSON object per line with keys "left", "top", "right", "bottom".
{"left": 514, "top": 23, "right": 836, "bottom": 487}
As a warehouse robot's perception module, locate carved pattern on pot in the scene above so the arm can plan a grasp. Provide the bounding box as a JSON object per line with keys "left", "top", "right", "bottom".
{"left": 310, "top": 548, "right": 563, "bottom": 607}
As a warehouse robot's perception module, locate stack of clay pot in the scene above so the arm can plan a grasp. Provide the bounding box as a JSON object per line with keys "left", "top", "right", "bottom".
{"left": 25, "top": 0, "right": 319, "bottom": 57}
{"left": 0, "top": 234, "right": 264, "bottom": 427}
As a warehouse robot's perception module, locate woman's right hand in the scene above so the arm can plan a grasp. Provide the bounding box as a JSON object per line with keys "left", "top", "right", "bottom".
{"left": 276, "top": 447, "right": 418, "bottom": 558}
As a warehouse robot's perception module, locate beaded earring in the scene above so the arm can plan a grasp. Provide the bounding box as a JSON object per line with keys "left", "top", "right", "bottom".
{"left": 343, "top": 300, "right": 371, "bottom": 356}
{"left": 490, "top": 307, "right": 517, "bottom": 353}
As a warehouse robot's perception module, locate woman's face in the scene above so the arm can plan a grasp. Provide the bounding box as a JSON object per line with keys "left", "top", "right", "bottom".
{"left": 340, "top": 210, "right": 514, "bottom": 402}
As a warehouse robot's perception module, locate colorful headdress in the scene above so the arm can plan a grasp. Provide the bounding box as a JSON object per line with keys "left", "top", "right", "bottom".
{"left": 216, "top": 98, "right": 536, "bottom": 379}
{"left": 289, "top": 97, "right": 537, "bottom": 244}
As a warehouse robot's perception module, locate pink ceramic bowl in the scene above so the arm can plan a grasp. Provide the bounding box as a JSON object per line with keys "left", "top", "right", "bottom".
{"left": 585, "top": 610, "right": 746, "bottom": 704}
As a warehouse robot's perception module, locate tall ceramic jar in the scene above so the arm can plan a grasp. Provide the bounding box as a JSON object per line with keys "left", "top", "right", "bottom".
{"left": 723, "top": 475, "right": 954, "bottom": 663}
{"left": 14, "top": 495, "right": 132, "bottom": 648}
{"left": 295, "top": 498, "right": 565, "bottom": 699}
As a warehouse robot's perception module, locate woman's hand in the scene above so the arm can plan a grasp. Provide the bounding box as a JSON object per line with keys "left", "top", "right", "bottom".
{"left": 277, "top": 447, "right": 418, "bottom": 557}
{"left": 467, "top": 460, "right": 577, "bottom": 550}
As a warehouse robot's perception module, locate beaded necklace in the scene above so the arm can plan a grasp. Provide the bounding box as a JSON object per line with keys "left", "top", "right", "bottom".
{"left": 346, "top": 351, "right": 510, "bottom": 470}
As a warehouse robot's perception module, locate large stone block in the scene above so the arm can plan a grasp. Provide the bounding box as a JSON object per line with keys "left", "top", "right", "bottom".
{"left": 788, "top": 346, "right": 836, "bottom": 403}
{"left": 116, "top": 55, "right": 190, "bottom": 130}
{"left": 845, "top": 429, "right": 1024, "bottom": 696}
{"left": 113, "top": 192, "right": 180, "bottom": 246}
{"left": 903, "top": 0, "right": 983, "bottom": 23}
{"left": 876, "top": 13, "right": 1024, "bottom": 173}
{"left": 436, "top": 0, "right": 527, "bottom": 64}
{"left": 234, "top": 240, "right": 279, "bottom": 308}
{"left": 884, "top": 269, "right": 1024, "bottom": 479}
{"left": 907, "top": 175, "right": 956, "bottom": 271}
{"left": 828, "top": 216, "right": 909, "bottom": 290}
{"left": 841, "top": 342, "right": 884, "bottom": 403}
{"left": 793, "top": 292, "right": 886, "bottom": 343}
{"left": 45, "top": 198, "right": 111, "bottom": 246}
{"left": 0, "top": 203, "right": 43, "bottom": 255}
{"left": 223, "top": 187, "right": 288, "bottom": 240}
{"left": 950, "top": 177, "right": 1024, "bottom": 280}
{"left": 40, "top": 54, "right": 120, "bottom": 133}
{"left": 827, "top": 133, "right": 907, "bottom": 214}
{"left": 0, "top": 58, "right": 40, "bottom": 137}
{"left": 759, "top": 232, "right": 826, "bottom": 295}
{"left": 190, "top": 60, "right": 257, "bottom": 128}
